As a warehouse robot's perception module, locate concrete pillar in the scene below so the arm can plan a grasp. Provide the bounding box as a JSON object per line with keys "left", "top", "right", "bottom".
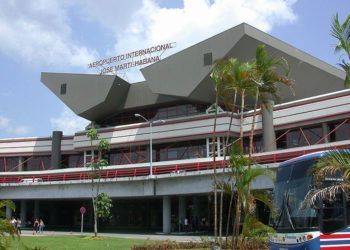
{"left": 163, "top": 196, "right": 171, "bottom": 234}
{"left": 48, "top": 203, "right": 56, "bottom": 226}
{"left": 262, "top": 97, "right": 277, "bottom": 152}
{"left": 5, "top": 206, "right": 12, "bottom": 219}
{"left": 178, "top": 197, "right": 186, "bottom": 232}
{"left": 51, "top": 131, "right": 62, "bottom": 169}
{"left": 34, "top": 200, "right": 40, "bottom": 219}
{"left": 322, "top": 123, "right": 329, "bottom": 143}
{"left": 20, "top": 200, "right": 27, "bottom": 224}
{"left": 18, "top": 156, "right": 24, "bottom": 171}
{"left": 193, "top": 197, "right": 200, "bottom": 218}
{"left": 193, "top": 197, "right": 200, "bottom": 231}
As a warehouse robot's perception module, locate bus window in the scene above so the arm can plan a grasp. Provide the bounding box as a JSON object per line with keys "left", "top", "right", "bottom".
{"left": 320, "top": 192, "right": 346, "bottom": 234}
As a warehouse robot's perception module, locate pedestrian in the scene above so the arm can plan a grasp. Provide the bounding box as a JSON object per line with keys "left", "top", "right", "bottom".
{"left": 184, "top": 217, "right": 188, "bottom": 231}
{"left": 10, "top": 218, "right": 17, "bottom": 233}
{"left": 39, "top": 219, "right": 45, "bottom": 234}
{"left": 33, "top": 218, "right": 39, "bottom": 234}
{"left": 16, "top": 218, "right": 22, "bottom": 234}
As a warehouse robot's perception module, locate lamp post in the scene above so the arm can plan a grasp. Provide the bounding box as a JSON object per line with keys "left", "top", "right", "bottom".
{"left": 135, "top": 114, "right": 165, "bottom": 178}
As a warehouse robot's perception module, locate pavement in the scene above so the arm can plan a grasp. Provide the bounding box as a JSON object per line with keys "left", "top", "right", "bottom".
{"left": 19, "top": 230, "right": 209, "bottom": 242}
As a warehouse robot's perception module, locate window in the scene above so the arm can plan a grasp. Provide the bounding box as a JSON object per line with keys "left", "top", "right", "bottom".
{"left": 203, "top": 52, "right": 212, "bottom": 66}
{"left": 60, "top": 83, "right": 67, "bottom": 95}
{"left": 286, "top": 126, "right": 323, "bottom": 148}
{"left": 328, "top": 120, "right": 350, "bottom": 142}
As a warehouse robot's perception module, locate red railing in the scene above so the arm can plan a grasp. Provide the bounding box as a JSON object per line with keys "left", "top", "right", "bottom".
{"left": 0, "top": 142, "right": 349, "bottom": 184}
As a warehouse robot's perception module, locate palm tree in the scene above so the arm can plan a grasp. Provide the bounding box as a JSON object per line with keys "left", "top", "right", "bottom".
{"left": 214, "top": 58, "right": 256, "bottom": 240}
{"left": 251, "top": 44, "right": 293, "bottom": 153}
{"left": 210, "top": 59, "right": 233, "bottom": 241}
{"left": 303, "top": 150, "right": 350, "bottom": 208}
{"left": 331, "top": 14, "right": 350, "bottom": 88}
{"left": 228, "top": 142, "right": 274, "bottom": 249}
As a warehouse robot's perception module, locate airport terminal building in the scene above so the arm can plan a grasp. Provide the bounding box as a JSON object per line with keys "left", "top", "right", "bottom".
{"left": 0, "top": 23, "right": 348, "bottom": 233}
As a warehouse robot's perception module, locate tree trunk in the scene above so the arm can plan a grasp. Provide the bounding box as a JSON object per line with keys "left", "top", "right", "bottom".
{"left": 261, "top": 93, "right": 277, "bottom": 152}
{"left": 93, "top": 197, "right": 98, "bottom": 237}
{"left": 225, "top": 188, "right": 234, "bottom": 241}
{"left": 220, "top": 89, "right": 237, "bottom": 243}
{"left": 249, "top": 88, "right": 259, "bottom": 166}
{"left": 239, "top": 90, "right": 245, "bottom": 148}
{"left": 212, "top": 93, "right": 219, "bottom": 241}
{"left": 232, "top": 195, "right": 241, "bottom": 249}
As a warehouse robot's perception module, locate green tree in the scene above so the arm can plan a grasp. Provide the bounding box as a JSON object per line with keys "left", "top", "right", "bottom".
{"left": 251, "top": 44, "right": 293, "bottom": 153}
{"left": 86, "top": 128, "right": 113, "bottom": 237}
{"left": 211, "top": 59, "right": 255, "bottom": 241}
{"left": 331, "top": 13, "right": 350, "bottom": 88}
{"left": 210, "top": 59, "right": 233, "bottom": 241}
{"left": 228, "top": 143, "right": 274, "bottom": 249}
{"left": 0, "top": 200, "right": 16, "bottom": 250}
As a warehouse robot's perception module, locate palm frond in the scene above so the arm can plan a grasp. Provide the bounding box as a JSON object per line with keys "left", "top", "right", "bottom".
{"left": 302, "top": 183, "right": 350, "bottom": 208}
{"left": 314, "top": 150, "right": 350, "bottom": 184}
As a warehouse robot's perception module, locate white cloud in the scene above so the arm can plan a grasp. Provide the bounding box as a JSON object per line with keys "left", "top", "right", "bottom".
{"left": 0, "top": 0, "right": 297, "bottom": 74}
{"left": 111, "top": 0, "right": 297, "bottom": 82}
{"left": 50, "top": 107, "right": 89, "bottom": 135}
{"left": 0, "top": 116, "right": 10, "bottom": 129}
{"left": 0, "top": 115, "right": 30, "bottom": 136}
{"left": 0, "top": 0, "right": 97, "bottom": 68}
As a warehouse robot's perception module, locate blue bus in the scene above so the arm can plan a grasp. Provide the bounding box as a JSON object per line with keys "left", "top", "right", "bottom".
{"left": 269, "top": 151, "right": 350, "bottom": 250}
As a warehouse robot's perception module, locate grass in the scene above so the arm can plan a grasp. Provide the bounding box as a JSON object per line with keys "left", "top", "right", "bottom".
{"left": 9, "top": 235, "right": 150, "bottom": 250}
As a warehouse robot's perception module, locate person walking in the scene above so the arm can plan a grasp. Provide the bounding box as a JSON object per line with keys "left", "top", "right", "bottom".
{"left": 39, "top": 219, "right": 45, "bottom": 234}
{"left": 33, "top": 219, "right": 39, "bottom": 235}
{"left": 16, "top": 218, "right": 22, "bottom": 235}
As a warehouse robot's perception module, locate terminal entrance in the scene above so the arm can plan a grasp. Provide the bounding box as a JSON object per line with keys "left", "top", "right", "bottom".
{"left": 10, "top": 195, "right": 269, "bottom": 233}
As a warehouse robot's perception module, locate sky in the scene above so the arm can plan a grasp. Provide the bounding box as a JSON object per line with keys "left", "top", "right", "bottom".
{"left": 0, "top": 0, "right": 349, "bottom": 138}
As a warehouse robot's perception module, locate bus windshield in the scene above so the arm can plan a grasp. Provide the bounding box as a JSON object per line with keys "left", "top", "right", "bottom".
{"left": 272, "top": 158, "right": 318, "bottom": 233}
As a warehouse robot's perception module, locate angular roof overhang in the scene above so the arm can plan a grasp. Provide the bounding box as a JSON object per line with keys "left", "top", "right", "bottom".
{"left": 41, "top": 23, "right": 345, "bottom": 122}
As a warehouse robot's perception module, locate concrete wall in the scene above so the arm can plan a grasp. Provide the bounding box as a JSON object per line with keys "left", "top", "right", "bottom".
{"left": 0, "top": 170, "right": 274, "bottom": 200}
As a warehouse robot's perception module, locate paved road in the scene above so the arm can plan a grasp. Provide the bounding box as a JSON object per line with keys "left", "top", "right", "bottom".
{"left": 20, "top": 230, "right": 207, "bottom": 242}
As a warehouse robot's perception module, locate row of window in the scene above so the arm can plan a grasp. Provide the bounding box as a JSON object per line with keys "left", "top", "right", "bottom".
{"left": 98, "top": 103, "right": 208, "bottom": 127}
{"left": 243, "top": 119, "right": 350, "bottom": 153}
{"left": 0, "top": 119, "right": 349, "bottom": 171}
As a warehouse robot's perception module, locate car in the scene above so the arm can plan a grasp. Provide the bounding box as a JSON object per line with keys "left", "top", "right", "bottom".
{"left": 20, "top": 178, "right": 43, "bottom": 183}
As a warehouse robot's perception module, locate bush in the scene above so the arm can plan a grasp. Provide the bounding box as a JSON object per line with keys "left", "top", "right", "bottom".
{"left": 132, "top": 240, "right": 211, "bottom": 250}
{"left": 132, "top": 237, "right": 269, "bottom": 250}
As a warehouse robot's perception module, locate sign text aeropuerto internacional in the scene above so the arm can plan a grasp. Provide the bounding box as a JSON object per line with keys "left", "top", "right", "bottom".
{"left": 88, "top": 42, "right": 176, "bottom": 74}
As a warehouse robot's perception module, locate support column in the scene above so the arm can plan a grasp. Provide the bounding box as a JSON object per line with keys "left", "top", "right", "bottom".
{"left": 163, "top": 196, "right": 171, "bottom": 234}
{"left": 51, "top": 131, "right": 62, "bottom": 169}
{"left": 18, "top": 156, "right": 24, "bottom": 171}
{"left": 20, "top": 200, "right": 27, "bottom": 224}
{"left": 34, "top": 200, "right": 40, "bottom": 219}
{"left": 48, "top": 203, "right": 56, "bottom": 226}
{"left": 6, "top": 206, "right": 12, "bottom": 219}
{"left": 193, "top": 197, "right": 200, "bottom": 231}
{"left": 178, "top": 197, "right": 186, "bottom": 232}
{"left": 262, "top": 97, "right": 277, "bottom": 152}
{"left": 193, "top": 197, "right": 200, "bottom": 218}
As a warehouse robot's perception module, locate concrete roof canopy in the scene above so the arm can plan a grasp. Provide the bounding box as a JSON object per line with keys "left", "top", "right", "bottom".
{"left": 41, "top": 23, "right": 345, "bottom": 122}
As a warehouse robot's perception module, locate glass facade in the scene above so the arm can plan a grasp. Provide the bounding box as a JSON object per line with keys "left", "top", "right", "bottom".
{"left": 286, "top": 126, "right": 323, "bottom": 148}
{"left": 2, "top": 118, "right": 350, "bottom": 172}
{"left": 24, "top": 156, "right": 51, "bottom": 171}
{"left": 328, "top": 120, "right": 350, "bottom": 142}
{"left": 108, "top": 140, "right": 206, "bottom": 165}
{"left": 0, "top": 157, "right": 19, "bottom": 172}
{"left": 98, "top": 103, "right": 208, "bottom": 127}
